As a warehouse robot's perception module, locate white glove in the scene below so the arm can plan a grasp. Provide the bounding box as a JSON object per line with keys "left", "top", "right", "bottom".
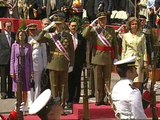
{"left": 43, "top": 21, "right": 55, "bottom": 31}
{"left": 19, "top": 102, "right": 25, "bottom": 112}
{"left": 68, "top": 66, "right": 73, "bottom": 73}
{"left": 113, "top": 59, "right": 118, "bottom": 64}
{"left": 14, "top": 102, "right": 25, "bottom": 112}
{"left": 89, "top": 18, "right": 98, "bottom": 27}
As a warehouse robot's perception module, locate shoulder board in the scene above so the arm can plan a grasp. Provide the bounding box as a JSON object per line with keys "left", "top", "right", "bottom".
{"left": 129, "top": 84, "right": 136, "bottom": 89}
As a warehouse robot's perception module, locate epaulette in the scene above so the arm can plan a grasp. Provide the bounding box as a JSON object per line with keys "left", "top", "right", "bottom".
{"left": 129, "top": 84, "right": 136, "bottom": 89}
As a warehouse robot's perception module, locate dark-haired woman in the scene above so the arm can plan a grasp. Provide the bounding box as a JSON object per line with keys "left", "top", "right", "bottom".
{"left": 10, "top": 30, "right": 33, "bottom": 107}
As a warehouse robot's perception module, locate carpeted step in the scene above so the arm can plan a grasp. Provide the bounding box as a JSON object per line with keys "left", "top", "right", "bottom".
{"left": 73, "top": 103, "right": 115, "bottom": 119}
{"left": 72, "top": 103, "right": 160, "bottom": 119}
{"left": 3, "top": 114, "right": 79, "bottom": 120}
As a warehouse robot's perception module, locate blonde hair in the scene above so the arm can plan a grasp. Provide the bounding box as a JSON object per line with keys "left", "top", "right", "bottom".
{"left": 126, "top": 17, "right": 141, "bottom": 32}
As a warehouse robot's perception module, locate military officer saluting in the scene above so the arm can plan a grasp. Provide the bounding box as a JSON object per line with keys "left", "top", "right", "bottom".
{"left": 82, "top": 12, "right": 119, "bottom": 105}
{"left": 37, "top": 13, "right": 75, "bottom": 109}
{"left": 112, "top": 56, "right": 147, "bottom": 119}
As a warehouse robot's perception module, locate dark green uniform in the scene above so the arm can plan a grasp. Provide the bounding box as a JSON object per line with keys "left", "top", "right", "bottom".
{"left": 83, "top": 25, "right": 118, "bottom": 104}
{"left": 38, "top": 30, "right": 75, "bottom": 107}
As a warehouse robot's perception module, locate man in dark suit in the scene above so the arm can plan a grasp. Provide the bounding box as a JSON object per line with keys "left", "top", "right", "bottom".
{"left": 0, "top": 21, "right": 15, "bottom": 99}
{"left": 67, "top": 19, "right": 86, "bottom": 108}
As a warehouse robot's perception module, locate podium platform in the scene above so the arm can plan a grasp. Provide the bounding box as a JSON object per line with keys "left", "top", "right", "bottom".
{"left": 3, "top": 102, "right": 160, "bottom": 120}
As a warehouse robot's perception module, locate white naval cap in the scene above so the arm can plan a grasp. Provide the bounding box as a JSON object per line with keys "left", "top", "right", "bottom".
{"left": 29, "top": 89, "right": 52, "bottom": 114}
{"left": 114, "top": 56, "right": 136, "bottom": 66}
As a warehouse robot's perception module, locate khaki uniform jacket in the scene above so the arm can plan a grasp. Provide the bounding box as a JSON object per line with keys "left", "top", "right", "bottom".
{"left": 82, "top": 26, "right": 119, "bottom": 65}
{"left": 121, "top": 31, "right": 147, "bottom": 63}
{"left": 37, "top": 30, "right": 75, "bottom": 71}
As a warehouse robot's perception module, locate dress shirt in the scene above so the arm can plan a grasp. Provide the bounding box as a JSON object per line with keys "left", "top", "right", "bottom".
{"left": 70, "top": 32, "right": 78, "bottom": 50}
{"left": 5, "top": 31, "right": 11, "bottom": 46}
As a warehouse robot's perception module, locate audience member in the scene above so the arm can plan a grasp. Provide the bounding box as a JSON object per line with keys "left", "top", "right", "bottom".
{"left": 10, "top": 30, "right": 33, "bottom": 108}
{"left": 0, "top": 21, "right": 15, "bottom": 99}
{"left": 27, "top": 23, "right": 47, "bottom": 107}
{"left": 121, "top": 17, "right": 147, "bottom": 90}
{"left": 67, "top": 18, "right": 86, "bottom": 108}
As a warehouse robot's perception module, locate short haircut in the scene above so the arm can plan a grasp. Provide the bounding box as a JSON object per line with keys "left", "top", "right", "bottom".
{"left": 116, "top": 64, "right": 135, "bottom": 78}
{"left": 3, "top": 21, "right": 12, "bottom": 27}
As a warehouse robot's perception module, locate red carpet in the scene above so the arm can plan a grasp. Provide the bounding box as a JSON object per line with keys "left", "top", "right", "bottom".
{"left": 3, "top": 103, "right": 160, "bottom": 120}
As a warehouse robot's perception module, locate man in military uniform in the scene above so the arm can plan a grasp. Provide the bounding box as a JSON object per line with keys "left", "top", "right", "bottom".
{"left": 112, "top": 56, "right": 147, "bottom": 119}
{"left": 82, "top": 12, "right": 119, "bottom": 105}
{"left": 37, "top": 14, "right": 75, "bottom": 108}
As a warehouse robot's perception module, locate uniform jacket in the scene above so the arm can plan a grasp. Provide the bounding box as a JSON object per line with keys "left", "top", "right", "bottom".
{"left": 112, "top": 79, "right": 147, "bottom": 119}
{"left": 38, "top": 30, "right": 75, "bottom": 71}
{"left": 121, "top": 31, "right": 147, "bottom": 62}
{"left": 28, "top": 35, "right": 47, "bottom": 71}
{"left": 82, "top": 25, "right": 119, "bottom": 65}
{"left": 0, "top": 31, "right": 15, "bottom": 65}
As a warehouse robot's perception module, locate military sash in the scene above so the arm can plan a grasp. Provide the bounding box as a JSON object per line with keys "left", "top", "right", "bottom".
{"left": 92, "top": 26, "right": 111, "bottom": 47}
{"left": 49, "top": 33, "right": 70, "bottom": 61}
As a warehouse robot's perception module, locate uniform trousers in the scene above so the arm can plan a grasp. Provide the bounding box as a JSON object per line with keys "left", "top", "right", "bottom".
{"left": 28, "top": 70, "right": 42, "bottom": 107}
{"left": 49, "top": 70, "right": 68, "bottom": 107}
{"left": 93, "top": 61, "right": 112, "bottom": 103}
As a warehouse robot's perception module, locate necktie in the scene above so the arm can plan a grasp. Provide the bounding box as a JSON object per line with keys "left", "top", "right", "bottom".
{"left": 6, "top": 33, "right": 11, "bottom": 46}
{"left": 72, "top": 35, "right": 76, "bottom": 50}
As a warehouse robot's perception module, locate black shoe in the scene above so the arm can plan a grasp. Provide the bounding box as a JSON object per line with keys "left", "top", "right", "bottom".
{"left": 1, "top": 93, "right": 7, "bottom": 99}
{"left": 88, "top": 95, "right": 95, "bottom": 98}
{"left": 8, "top": 95, "right": 15, "bottom": 98}
{"left": 1, "top": 95, "right": 7, "bottom": 99}
{"left": 95, "top": 102, "right": 103, "bottom": 106}
{"left": 67, "top": 102, "right": 73, "bottom": 109}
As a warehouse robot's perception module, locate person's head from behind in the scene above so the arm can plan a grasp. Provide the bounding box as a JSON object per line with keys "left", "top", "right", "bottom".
{"left": 114, "top": 56, "right": 138, "bottom": 80}
{"left": 29, "top": 89, "right": 63, "bottom": 120}
{"left": 37, "top": 97, "right": 63, "bottom": 120}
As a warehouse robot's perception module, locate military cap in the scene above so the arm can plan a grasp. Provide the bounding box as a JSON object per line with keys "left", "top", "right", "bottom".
{"left": 53, "top": 12, "right": 65, "bottom": 24}
{"left": 29, "top": 89, "right": 52, "bottom": 114}
{"left": 27, "top": 23, "right": 37, "bottom": 30}
{"left": 138, "top": 15, "right": 147, "bottom": 20}
{"left": 96, "top": 12, "right": 107, "bottom": 19}
{"left": 114, "top": 56, "right": 136, "bottom": 66}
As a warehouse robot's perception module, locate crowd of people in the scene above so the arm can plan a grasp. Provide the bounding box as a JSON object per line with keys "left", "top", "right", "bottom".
{"left": 0, "top": 0, "right": 160, "bottom": 119}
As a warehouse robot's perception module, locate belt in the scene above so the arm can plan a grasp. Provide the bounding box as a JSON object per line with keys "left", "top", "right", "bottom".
{"left": 51, "top": 52, "right": 63, "bottom": 56}
{"left": 95, "top": 45, "right": 113, "bottom": 51}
